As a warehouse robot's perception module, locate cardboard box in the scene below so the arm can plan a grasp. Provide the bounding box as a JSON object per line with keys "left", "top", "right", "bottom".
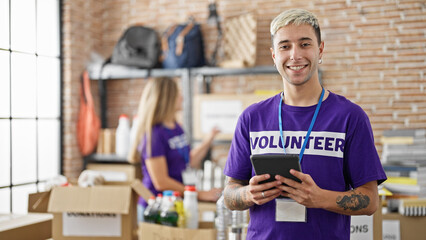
{"left": 382, "top": 212, "right": 426, "bottom": 240}
{"left": 193, "top": 94, "right": 273, "bottom": 140}
{"left": 0, "top": 213, "right": 52, "bottom": 240}
{"left": 86, "top": 163, "right": 142, "bottom": 184}
{"left": 97, "top": 128, "right": 116, "bottom": 154}
{"left": 47, "top": 180, "right": 152, "bottom": 240}
{"left": 28, "top": 191, "right": 51, "bottom": 213}
{"left": 350, "top": 208, "right": 382, "bottom": 240}
{"left": 139, "top": 222, "right": 216, "bottom": 240}
{"left": 198, "top": 202, "right": 216, "bottom": 222}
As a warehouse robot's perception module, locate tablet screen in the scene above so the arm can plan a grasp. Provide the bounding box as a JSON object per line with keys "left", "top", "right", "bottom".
{"left": 250, "top": 154, "right": 302, "bottom": 185}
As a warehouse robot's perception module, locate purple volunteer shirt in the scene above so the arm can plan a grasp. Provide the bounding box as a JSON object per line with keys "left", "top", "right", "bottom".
{"left": 224, "top": 91, "right": 387, "bottom": 240}
{"left": 138, "top": 123, "right": 189, "bottom": 206}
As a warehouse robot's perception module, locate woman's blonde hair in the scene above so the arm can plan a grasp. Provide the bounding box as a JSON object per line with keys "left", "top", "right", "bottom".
{"left": 128, "top": 77, "right": 179, "bottom": 161}
{"left": 270, "top": 9, "right": 321, "bottom": 46}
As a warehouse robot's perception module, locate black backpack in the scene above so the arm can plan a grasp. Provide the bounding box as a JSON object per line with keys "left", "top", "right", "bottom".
{"left": 110, "top": 26, "right": 161, "bottom": 68}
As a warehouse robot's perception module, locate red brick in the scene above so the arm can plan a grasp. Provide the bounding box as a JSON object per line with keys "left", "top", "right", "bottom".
{"left": 62, "top": 0, "right": 426, "bottom": 178}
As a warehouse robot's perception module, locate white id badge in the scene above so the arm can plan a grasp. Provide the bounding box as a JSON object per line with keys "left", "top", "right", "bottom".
{"left": 275, "top": 198, "right": 306, "bottom": 222}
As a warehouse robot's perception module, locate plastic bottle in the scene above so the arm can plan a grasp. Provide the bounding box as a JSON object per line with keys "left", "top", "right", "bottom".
{"left": 160, "top": 191, "right": 178, "bottom": 226}
{"left": 151, "top": 193, "right": 163, "bottom": 224}
{"left": 183, "top": 185, "right": 199, "bottom": 229}
{"left": 228, "top": 210, "right": 247, "bottom": 240}
{"left": 203, "top": 160, "right": 213, "bottom": 191}
{"left": 143, "top": 196, "right": 158, "bottom": 223}
{"left": 216, "top": 194, "right": 230, "bottom": 240}
{"left": 115, "top": 114, "right": 130, "bottom": 157}
{"left": 173, "top": 191, "right": 186, "bottom": 228}
{"left": 129, "top": 115, "right": 138, "bottom": 146}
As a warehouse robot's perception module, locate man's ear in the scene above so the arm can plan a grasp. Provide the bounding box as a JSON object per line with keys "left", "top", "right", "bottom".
{"left": 270, "top": 47, "right": 275, "bottom": 62}
{"left": 319, "top": 41, "right": 324, "bottom": 59}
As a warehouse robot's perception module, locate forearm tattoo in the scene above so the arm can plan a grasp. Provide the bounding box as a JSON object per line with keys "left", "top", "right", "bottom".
{"left": 336, "top": 190, "right": 370, "bottom": 211}
{"left": 224, "top": 178, "right": 253, "bottom": 210}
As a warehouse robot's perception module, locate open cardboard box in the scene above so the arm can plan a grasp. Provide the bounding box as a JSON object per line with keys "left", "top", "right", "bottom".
{"left": 41, "top": 180, "right": 152, "bottom": 240}
{"left": 138, "top": 200, "right": 217, "bottom": 239}
{"left": 137, "top": 203, "right": 218, "bottom": 240}
{"left": 29, "top": 179, "right": 217, "bottom": 240}
{"left": 139, "top": 221, "right": 216, "bottom": 240}
{"left": 28, "top": 190, "right": 51, "bottom": 213}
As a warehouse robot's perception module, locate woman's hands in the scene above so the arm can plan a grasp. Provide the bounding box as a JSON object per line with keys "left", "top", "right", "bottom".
{"left": 206, "top": 126, "right": 221, "bottom": 142}
{"left": 189, "top": 126, "right": 221, "bottom": 169}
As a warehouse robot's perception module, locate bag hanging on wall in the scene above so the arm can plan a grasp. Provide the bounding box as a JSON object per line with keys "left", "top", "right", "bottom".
{"left": 161, "top": 20, "right": 206, "bottom": 69}
{"left": 77, "top": 70, "right": 101, "bottom": 156}
{"left": 111, "top": 26, "right": 161, "bottom": 68}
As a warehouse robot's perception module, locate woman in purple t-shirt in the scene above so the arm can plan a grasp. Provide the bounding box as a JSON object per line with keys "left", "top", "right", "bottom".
{"left": 128, "top": 77, "right": 222, "bottom": 219}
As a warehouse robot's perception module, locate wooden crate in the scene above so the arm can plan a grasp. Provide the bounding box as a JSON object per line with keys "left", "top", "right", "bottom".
{"left": 220, "top": 13, "right": 257, "bottom": 68}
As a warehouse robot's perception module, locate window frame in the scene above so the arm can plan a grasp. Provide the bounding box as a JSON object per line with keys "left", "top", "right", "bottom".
{"left": 0, "top": 0, "right": 63, "bottom": 213}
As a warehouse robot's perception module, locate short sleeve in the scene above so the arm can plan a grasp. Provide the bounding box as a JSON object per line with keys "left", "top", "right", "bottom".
{"left": 143, "top": 127, "right": 167, "bottom": 159}
{"left": 344, "top": 108, "right": 387, "bottom": 188}
{"left": 224, "top": 112, "right": 254, "bottom": 181}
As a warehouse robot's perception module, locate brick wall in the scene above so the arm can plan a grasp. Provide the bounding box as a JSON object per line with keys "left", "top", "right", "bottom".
{"left": 62, "top": 0, "right": 426, "bottom": 178}
{"left": 62, "top": 0, "right": 104, "bottom": 179}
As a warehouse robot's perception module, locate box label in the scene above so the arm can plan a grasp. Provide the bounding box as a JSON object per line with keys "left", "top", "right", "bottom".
{"left": 62, "top": 212, "right": 121, "bottom": 237}
{"left": 350, "top": 215, "right": 373, "bottom": 240}
{"left": 382, "top": 220, "right": 400, "bottom": 240}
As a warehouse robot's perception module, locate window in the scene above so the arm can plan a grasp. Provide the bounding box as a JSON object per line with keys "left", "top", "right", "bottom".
{"left": 0, "top": 0, "right": 61, "bottom": 214}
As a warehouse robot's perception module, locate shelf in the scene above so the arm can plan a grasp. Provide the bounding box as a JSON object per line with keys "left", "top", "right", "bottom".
{"left": 88, "top": 63, "right": 279, "bottom": 144}
{"left": 192, "top": 65, "right": 278, "bottom": 76}
{"left": 84, "top": 154, "right": 130, "bottom": 164}
{"left": 88, "top": 64, "right": 278, "bottom": 80}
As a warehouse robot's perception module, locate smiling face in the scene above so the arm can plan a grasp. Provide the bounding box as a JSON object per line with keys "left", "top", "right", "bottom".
{"left": 271, "top": 24, "right": 324, "bottom": 87}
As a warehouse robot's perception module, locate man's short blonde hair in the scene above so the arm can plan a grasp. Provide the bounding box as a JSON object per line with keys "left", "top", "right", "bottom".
{"left": 270, "top": 9, "right": 321, "bottom": 46}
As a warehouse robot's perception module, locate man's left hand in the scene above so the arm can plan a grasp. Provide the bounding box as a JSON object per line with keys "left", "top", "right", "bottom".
{"left": 275, "top": 169, "right": 326, "bottom": 209}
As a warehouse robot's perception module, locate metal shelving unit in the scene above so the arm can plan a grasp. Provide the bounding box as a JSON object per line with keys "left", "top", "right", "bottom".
{"left": 87, "top": 64, "right": 278, "bottom": 162}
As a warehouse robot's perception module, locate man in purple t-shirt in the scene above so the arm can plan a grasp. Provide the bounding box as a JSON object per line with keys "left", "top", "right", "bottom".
{"left": 223, "top": 9, "right": 386, "bottom": 240}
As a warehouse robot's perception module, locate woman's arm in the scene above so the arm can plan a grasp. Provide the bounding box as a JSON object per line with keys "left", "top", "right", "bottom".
{"left": 146, "top": 155, "right": 222, "bottom": 202}
{"left": 189, "top": 127, "right": 220, "bottom": 168}
{"left": 145, "top": 156, "right": 185, "bottom": 193}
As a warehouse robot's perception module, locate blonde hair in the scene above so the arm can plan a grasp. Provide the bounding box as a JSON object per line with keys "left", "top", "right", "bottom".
{"left": 270, "top": 9, "right": 321, "bottom": 46}
{"left": 128, "top": 77, "right": 179, "bottom": 161}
